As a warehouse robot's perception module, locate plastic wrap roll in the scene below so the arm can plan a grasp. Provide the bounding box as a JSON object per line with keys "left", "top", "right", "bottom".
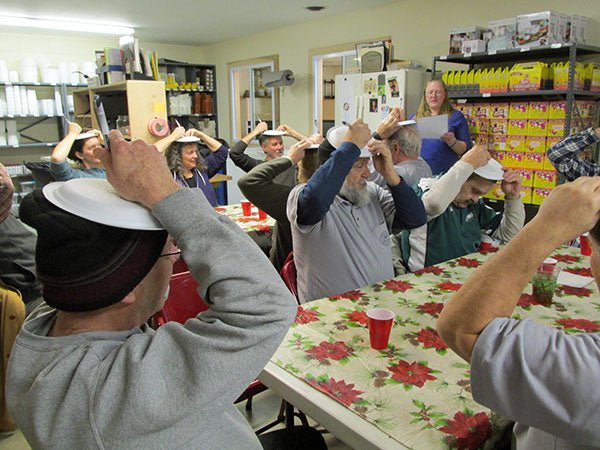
{"left": 147, "top": 117, "right": 169, "bottom": 137}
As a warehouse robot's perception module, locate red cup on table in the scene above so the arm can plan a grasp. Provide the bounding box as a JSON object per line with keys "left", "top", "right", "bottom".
{"left": 240, "top": 200, "right": 252, "bottom": 216}
{"left": 540, "top": 257, "right": 557, "bottom": 272}
{"left": 580, "top": 233, "right": 592, "bottom": 256}
{"left": 367, "top": 309, "right": 395, "bottom": 350}
{"left": 258, "top": 209, "right": 268, "bottom": 220}
{"left": 479, "top": 235, "right": 498, "bottom": 253}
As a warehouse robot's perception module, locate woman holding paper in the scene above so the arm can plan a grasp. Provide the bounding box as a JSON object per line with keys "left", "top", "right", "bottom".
{"left": 413, "top": 78, "right": 471, "bottom": 175}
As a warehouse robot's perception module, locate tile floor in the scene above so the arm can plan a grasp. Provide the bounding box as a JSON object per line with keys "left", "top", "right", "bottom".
{"left": 0, "top": 389, "right": 352, "bottom": 449}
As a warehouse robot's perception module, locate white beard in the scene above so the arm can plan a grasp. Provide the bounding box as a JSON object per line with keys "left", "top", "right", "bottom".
{"left": 339, "top": 181, "right": 371, "bottom": 207}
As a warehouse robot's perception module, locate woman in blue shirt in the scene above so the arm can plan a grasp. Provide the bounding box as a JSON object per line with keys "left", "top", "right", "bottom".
{"left": 414, "top": 78, "right": 472, "bottom": 175}
{"left": 50, "top": 122, "right": 106, "bottom": 181}
{"left": 164, "top": 129, "right": 228, "bottom": 207}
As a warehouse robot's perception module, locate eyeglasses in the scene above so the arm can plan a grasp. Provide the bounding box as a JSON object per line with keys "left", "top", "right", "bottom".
{"left": 426, "top": 91, "right": 444, "bottom": 97}
{"left": 159, "top": 250, "right": 182, "bottom": 258}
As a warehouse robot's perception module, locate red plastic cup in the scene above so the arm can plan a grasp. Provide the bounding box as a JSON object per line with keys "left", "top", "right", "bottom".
{"left": 581, "top": 233, "right": 592, "bottom": 256}
{"left": 241, "top": 200, "right": 252, "bottom": 216}
{"left": 367, "top": 309, "right": 395, "bottom": 350}
{"left": 258, "top": 209, "right": 268, "bottom": 220}
{"left": 540, "top": 257, "right": 557, "bottom": 272}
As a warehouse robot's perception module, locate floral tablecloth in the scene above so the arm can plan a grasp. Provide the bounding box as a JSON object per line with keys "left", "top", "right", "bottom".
{"left": 271, "top": 246, "right": 598, "bottom": 449}
{"left": 214, "top": 204, "right": 275, "bottom": 233}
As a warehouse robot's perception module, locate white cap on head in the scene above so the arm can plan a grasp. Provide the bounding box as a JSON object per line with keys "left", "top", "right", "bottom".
{"left": 474, "top": 158, "right": 504, "bottom": 181}
{"left": 262, "top": 130, "right": 286, "bottom": 136}
{"left": 326, "top": 125, "right": 370, "bottom": 158}
{"left": 175, "top": 136, "right": 201, "bottom": 143}
{"left": 75, "top": 131, "right": 98, "bottom": 141}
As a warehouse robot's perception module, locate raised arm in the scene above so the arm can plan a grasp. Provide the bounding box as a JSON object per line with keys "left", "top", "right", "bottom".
{"left": 154, "top": 126, "right": 185, "bottom": 154}
{"left": 240, "top": 121, "right": 268, "bottom": 146}
{"left": 547, "top": 127, "right": 600, "bottom": 180}
{"left": 186, "top": 129, "right": 226, "bottom": 152}
{"left": 437, "top": 176, "right": 600, "bottom": 362}
{"left": 277, "top": 124, "right": 307, "bottom": 142}
{"left": 50, "top": 121, "right": 82, "bottom": 163}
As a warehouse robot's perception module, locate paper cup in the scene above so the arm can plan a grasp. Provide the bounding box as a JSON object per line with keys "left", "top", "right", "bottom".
{"left": 258, "top": 209, "right": 268, "bottom": 220}
{"left": 240, "top": 200, "right": 252, "bottom": 216}
{"left": 367, "top": 309, "right": 395, "bottom": 350}
{"left": 540, "top": 257, "right": 557, "bottom": 272}
{"left": 580, "top": 233, "right": 592, "bottom": 256}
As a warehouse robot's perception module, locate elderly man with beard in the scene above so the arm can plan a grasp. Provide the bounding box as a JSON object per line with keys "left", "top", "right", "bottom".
{"left": 286, "top": 119, "right": 427, "bottom": 303}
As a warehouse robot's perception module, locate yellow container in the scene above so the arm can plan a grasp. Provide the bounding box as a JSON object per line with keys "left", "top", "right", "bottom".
{"left": 516, "top": 169, "right": 534, "bottom": 187}
{"left": 532, "top": 188, "right": 553, "bottom": 205}
{"left": 508, "top": 119, "right": 527, "bottom": 135}
{"left": 526, "top": 119, "right": 548, "bottom": 137}
{"left": 547, "top": 119, "right": 565, "bottom": 138}
{"left": 489, "top": 119, "right": 508, "bottom": 135}
{"left": 548, "top": 101, "right": 566, "bottom": 119}
{"left": 506, "top": 135, "right": 527, "bottom": 152}
{"left": 528, "top": 101, "right": 549, "bottom": 119}
{"left": 526, "top": 136, "right": 547, "bottom": 154}
{"left": 533, "top": 170, "right": 558, "bottom": 189}
{"left": 490, "top": 151, "right": 506, "bottom": 165}
{"left": 509, "top": 102, "right": 529, "bottom": 119}
{"left": 509, "top": 62, "right": 545, "bottom": 92}
{"left": 523, "top": 152, "right": 545, "bottom": 170}
{"left": 490, "top": 103, "right": 510, "bottom": 119}
{"left": 490, "top": 135, "right": 507, "bottom": 151}
{"left": 505, "top": 151, "right": 525, "bottom": 169}
{"left": 520, "top": 186, "right": 533, "bottom": 204}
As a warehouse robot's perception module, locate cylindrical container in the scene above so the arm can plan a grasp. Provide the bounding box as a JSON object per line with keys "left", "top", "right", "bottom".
{"left": 580, "top": 233, "right": 592, "bottom": 256}
{"left": 240, "top": 200, "right": 252, "bottom": 216}
{"left": 367, "top": 309, "right": 395, "bottom": 350}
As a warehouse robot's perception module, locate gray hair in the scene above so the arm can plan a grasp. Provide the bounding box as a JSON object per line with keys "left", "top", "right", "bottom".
{"left": 385, "top": 125, "right": 421, "bottom": 159}
{"left": 165, "top": 142, "right": 207, "bottom": 175}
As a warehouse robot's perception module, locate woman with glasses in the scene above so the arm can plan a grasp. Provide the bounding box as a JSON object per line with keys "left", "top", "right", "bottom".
{"left": 414, "top": 78, "right": 472, "bottom": 175}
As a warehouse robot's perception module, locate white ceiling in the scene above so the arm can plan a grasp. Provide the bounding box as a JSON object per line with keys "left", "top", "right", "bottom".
{"left": 0, "top": 0, "right": 397, "bottom": 46}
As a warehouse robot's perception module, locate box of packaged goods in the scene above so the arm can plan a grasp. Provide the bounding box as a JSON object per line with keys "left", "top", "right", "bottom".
{"left": 554, "top": 62, "right": 586, "bottom": 90}
{"left": 449, "top": 26, "right": 490, "bottom": 54}
{"left": 516, "top": 169, "right": 534, "bottom": 187}
{"left": 520, "top": 186, "right": 533, "bottom": 204}
{"left": 526, "top": 136, "right": 547, "bottom": 153}
{"left": 508, "top": 119, "right": 527, "bottom": 135}
{"left": 455, "top": 103, "right": 472, "bottom": 118}
{"left": 505, "top": 151, "right": 525, "bottom": 169}
{"left": 509, "top": 102, "right": 529, "bottom": 119}
{"left": 461, "top": 39, "right": 487, "bottom": 54}
{"left": 546, "top": 136, "right": 562, "bottom": 152}
{"left": 486, "top": 185, "right": 505, "bottom": 201}
{"left": 489, "top": 103, "right": 510, "bottom": 119}
{"left": 515, "top": 11, "right": 564, "bottom": 48}
{"left": 571, "top": 14, "right": 588, "bottom": 43}
{"left": 509, "top": 62, "right": 548, "bottom": 92}
{"left": 547, "top": 119, "right": 565, "bottom": 138}
{"left": 548, "top": 101, "right": 566, "bottom": 119}
{"left": 533, "top": 170, "right": 558, "bottom": 189}
{"left": 532, "top": 187, "right": 553, "bottom": 205}
{"left": 490, "top": 151, "right": 506, "bottom": 165}
{"left": 489, "top": 119, "right": 509, "bottom": 135}
{"left": 544, "top": 155, "right": 556, "bottom": 171}
{"left": 472, "top": 103, "right": 491, "bottom": 119}
{"left": 490, "top": 135, "right": 507, "bottom": 151}
{"left": 473, "top": 134, "right": 489, "bottom": 145}
{"left": 527, "top": 119, "right": 548, "bottom": 136}
{"left": 576, "top": 100, "right": 597, "bottom": 119}
{"left": 523, "top": 152, "right": 545, "bottom": 170}
{"left": 488, "top": 18, "right": 517, "bottom": 51}
{"left": 528, "top": 101, "right": 549, "bottom": 119}
{"left": 506, "top": 135, "right": 527, "bottom": 152}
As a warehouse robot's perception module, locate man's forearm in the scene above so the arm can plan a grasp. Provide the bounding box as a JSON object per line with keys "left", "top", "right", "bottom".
{"left": 493, "top": 198, "right": 525, "bottom": 243}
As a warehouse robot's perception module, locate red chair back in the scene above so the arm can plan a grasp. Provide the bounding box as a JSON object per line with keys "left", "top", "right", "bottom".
{"left": 280, "top": 252, "right": 299, "bottom": 303}
{"left": 153, "top": 271, "right": 208, "bottom": 326}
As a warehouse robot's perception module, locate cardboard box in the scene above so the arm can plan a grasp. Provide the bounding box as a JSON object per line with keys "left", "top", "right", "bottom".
{"left": 490, "top": 135, "right": 507, "bottom": 151}
{"left": 526, "top": 136, "right": 547, "bottom": 154}
{"left": 509, "top": 62, "right": 546, "bottom": 91}
{"left": 472, "top": 103, "right": 491, "bottom": 118}
{"left": 571, "top": 14, "right": 588, "bottom": 43}
{"left": 520, "top": 186, "right": 533, "bottom": 204}
{"left": 483, "top": 185, "right": 505, "bottom": 201}
{"left": 455, "top": 103, "right": 472, "bottom": 118}
{"left": 489, "top": 103, "right": 510, "bottom": 119}
{"left": 509, "top": 102, "right": 529, "bottom": 119}
{"left": 461, "top": 39, "right": 487, "bottom": 54}
{"left": 523, "top": 152, "right": 545, "bottom": 170}
{"left": 449, "top": 26, "right": 490, "bottom": 54}
{"left": 532, "top": 187, "right": 553, "bottom": 205}
{"left": 506, "top": 135, "right": 527, "bottom": 152}
{"left": 490, "top": 151, "right": 506, "bottom": 165}
{"left": 508, "top": 119, "right": 527, "bottom": 135}
{"left": 533, "top": 170, "right": 558, "bottom": 189}
{"left": 488, "top": 17, "right": 517, "bottom": 51}
{"left": 528, "top": 101, "right": 549, "bottom": 119}
{"left": 544, "top": 155, "right": 556, "bottom": 171}
{"left": 546, "top": 136, "right": 562, "bottom": 152}
{"left": 547, "top": 119, "right": 565, "bottom": 138}
{"left": 548, "top": 101, "right": 566, "bottom": 119}
{"left": 575, "top": 100, "right": 596, "bottom": 119}
{"left": 516, "top": 169, "right": 534, "bottom": 187}
{"left": 527, "top": 119, "right": 548, "bottom": 136}
{"left": 505, "top": 151, "right": 525, "bottom": 169}
{"left": 516, "top": 11, "right": 564, "bottom": 47}
{"left": 489, "top": 119, "right": 508, "bottom": 135}
{"left": 473, "top": 133, "right": 489, "bottom": 145}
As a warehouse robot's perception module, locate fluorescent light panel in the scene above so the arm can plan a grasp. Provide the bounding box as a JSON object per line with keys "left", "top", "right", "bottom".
{"left": 0, "top": 14, "right": 134, "bottom": 35}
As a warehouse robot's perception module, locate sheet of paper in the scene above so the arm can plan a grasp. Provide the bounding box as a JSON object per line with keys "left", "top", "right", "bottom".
{"left": 416, "top": 114, "right": 448, "bottom": 139}
{"left": 557, "top": 271, "right": 595, "bottom": 288}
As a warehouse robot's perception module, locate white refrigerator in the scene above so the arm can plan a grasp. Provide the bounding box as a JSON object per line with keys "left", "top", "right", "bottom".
{"left": 334, "top": 69, "right": 428, "bottom": 130}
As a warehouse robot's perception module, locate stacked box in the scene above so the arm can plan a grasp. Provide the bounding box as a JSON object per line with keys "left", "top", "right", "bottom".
{"left": 490, "top": 151, "right": 506, "bottom": 165}
{"left": 532, "top": 188, "right": 553, "bottom": 205}
{"left": 524, "top": 152, "right": 545, "bottom": 170}
{"left": 544, "top": 156, "right": 556, "bottom": 171}
{"left": 489, "top": 119, "right": 509, "bottom": 135}
{"left": 456, "top": 103, "right": 472, "bottom": 118}
{"left": 576, "top": 100, "right": 597, "bottom": 118}
{"left": 490, "top": 135, "right": 507, "bottom": 151}
{"left": 520, "top": 186, "right": 533, "bottom": 204}
{"left": 509, "top": 62, "right": 547, "bottom": 91}
{"left": 509, "top": 102, "right": 529, "bottom": 118}
{"left": 506, "top": 136, "right": 527, "bottom": 152}
{"left": 472, "top": 103, "right": 491, "bottom": 118}
{"left": 527, "top": 119, "right": 548, "bottom": 136}
{"left": 449, "top": 26, "right": 490, "bottom": 54}
{"left": 515, "top": 11, "right": 564, "bottom": 48}
{"left": 526, "top": 136, "right": 547, "bottom": 153}
{"left": 489, "top": 103, "right": 510, "bottom": 119}
{"left": 547, "top": 119, "right": 565, "bottom": 138}
{"left": 528, "top": 101, "right": 549, "bottom": 119}
{"left": 516, "top": 169, "right": 534, "bottom": 187}
{"left": 488, "top": 18, "right": 517, "bottom": 51}
{"left": 546, "top": 136, "right": 562, "bottom": 151}
{"left": 505, "top": 151, "right": 525, "bottom": 169}
{"left": 473, "top": 134, "right": 489, "bottom": 145}
{"left": 508, "top": 119, "right": 527, "bottom": 135}
{"left": 533, "top": 170, "right": 558, "bottom": 189}
{"left": 548, "top": 101, "right": 566, "bottom": 119}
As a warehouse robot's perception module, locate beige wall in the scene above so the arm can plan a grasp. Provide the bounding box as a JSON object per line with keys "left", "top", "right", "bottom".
{"left": 201, "top": 0, "right": 600, "bottom": 143}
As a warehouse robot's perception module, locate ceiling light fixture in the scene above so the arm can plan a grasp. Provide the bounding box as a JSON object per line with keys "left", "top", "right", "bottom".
{"left": 306, "top": 6, "right": 326, "bottom": 12}
{"left": 0, "top": 14, "right": 134, "bottom": 35}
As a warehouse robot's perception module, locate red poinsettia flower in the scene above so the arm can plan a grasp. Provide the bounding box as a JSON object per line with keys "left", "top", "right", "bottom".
{"left": 437, "top": 281, "right": 463, "bottom": 292}
{"left": 416, "top": 327, "right": 448, "bottom": 351}
{"left": 306, "top": 341, "right": 355, "bottom": 362}
{"left": 439, "top": 411, "right": 492, "bottom": 450}
{"left": 416, "top": 302, "right": 444, "bottom": 317}
{"left": 552, "top": 254, "right": 581, "bottom": 263}
{"left": 564, "top": 267, "right": 593, "bottom": 277}
{"left": 388, "top": 360, "right": 436, "bottom": 387}
{"left": 383, "top": 279, "right": 414, "bottom": 292}
{"left": 236, "top": 217, "right": 254, "bottom": 223}
{"left": 556, "top": 318, "right": 600, "bottom": 332}
{"left": 311, "top": 377, "right": 364, "bottom": 407}
{"left": 479, "top": 246, "right": 498, "bottom": 254}
{"left": 456, "top": 257, "right": 481, "bottom": 268}
{"left": 213, "top": 207, "right": 226, "bottom": 212}
{"left": 517, "top": 293, "right": 543, "bottom": 308}
{"left": 346, "top": 310, "right": 369, "bottom": 326}
{"left": 295, "top": 306, "right": 320, "bottom": 324}
{"left": 558, "top": 285, "right": 593, "bottom": 297}
{"left": 414, "top": 265, "right": 445, "bottom": 275}
{"left": 254, "top": 224, "right": 272, "bottom": 232}
{"left": 329, "top": 289, "right": 364, "bottom": 300}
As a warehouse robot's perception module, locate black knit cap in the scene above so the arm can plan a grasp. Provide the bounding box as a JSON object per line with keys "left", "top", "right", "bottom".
{"left": 19, "top": 189, "right": 168, "bottom": 312}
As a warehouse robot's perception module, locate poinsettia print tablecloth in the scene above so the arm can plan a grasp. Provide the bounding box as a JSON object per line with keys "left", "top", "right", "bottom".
{"left": 213, "top": 204, "right": 274, "bottom": 233}
{"left": 271, "top": 246, "right": 598, "bottom": 449}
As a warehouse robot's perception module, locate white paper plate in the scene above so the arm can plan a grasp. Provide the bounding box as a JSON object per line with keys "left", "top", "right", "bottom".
{"left": 75, "top": 131, "right": 98, "bottom": 140}
{"left": 398, "top": 119, "right": 417, "bottom": 127}
{"left": 326, "top": 125, "right": 370, "bottom": 157}
{"left": 176, "top": 136, "right": 201, "bottom": 143}
{"left": 262, "top": 130, "right": 286, "bottom": 136}
{"left": 43, "top": 179, "right": 164, "bottom": 230}
{"left": 474, "top": 158, "right": 504, "bottom": 181}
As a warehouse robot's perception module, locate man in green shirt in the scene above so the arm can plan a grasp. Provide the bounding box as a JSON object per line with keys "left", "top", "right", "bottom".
{"left": 400, "top": 144, "right": 525, "bottom": 272}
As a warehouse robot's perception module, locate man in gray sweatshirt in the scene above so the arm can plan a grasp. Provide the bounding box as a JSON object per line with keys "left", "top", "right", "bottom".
{"left": 6, "top": 131, "right": 297, "bottom": 449}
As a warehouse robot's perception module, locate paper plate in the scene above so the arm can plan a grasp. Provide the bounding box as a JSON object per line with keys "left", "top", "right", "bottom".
{"left": 474, "top": 158, "right": 504, "bottom": 181}
{"left": 43, "top": 179, "right": 164, "bottom": 230}
{"left": 176, "top": 136, "right": 201, "bottom": 143}
{"left": 397, "top": 119, "right": 417, "bottom": 127}
{"left": 326, "top": 125, "right": 370, "bottom": 157}
{"left": 75, "top": 131, "right": 98, "bottom": 140}
{"left": 262, "top": 130, "right": 286, "bottom": 136}
{"left": 307, "top": 143, "right": 320, "bottom": 150}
